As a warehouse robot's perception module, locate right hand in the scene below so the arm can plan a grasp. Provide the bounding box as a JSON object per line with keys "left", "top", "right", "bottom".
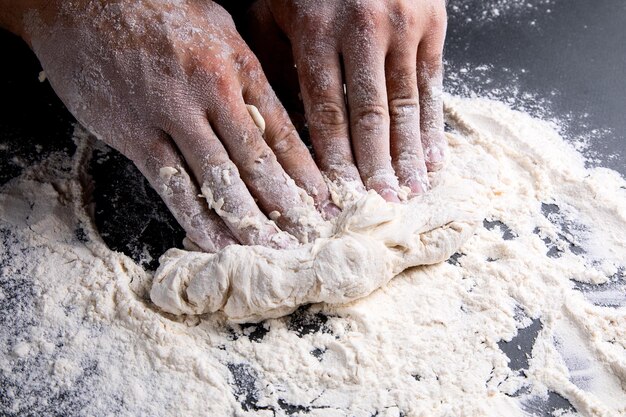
{"left": 247, "top": 0, "right": 448, "bottom": 202}
{"left": 15, "top": 0, "right": 338, "bottom": 251}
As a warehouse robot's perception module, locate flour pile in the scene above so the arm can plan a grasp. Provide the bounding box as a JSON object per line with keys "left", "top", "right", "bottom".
{"left": 1, "top": 96, "right": 625, "bottom": 416}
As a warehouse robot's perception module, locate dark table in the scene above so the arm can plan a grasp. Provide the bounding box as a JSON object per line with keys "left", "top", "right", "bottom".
{"left": 446, "top": 0, "right": 626, "bottom": 175}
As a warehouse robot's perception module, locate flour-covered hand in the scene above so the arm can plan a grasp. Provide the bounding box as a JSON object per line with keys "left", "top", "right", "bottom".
{"left": 2, "top": 0, "right": 337, "bottom": 251}
{"left": 251, "top": 0, "right": 448, "bottom": 201}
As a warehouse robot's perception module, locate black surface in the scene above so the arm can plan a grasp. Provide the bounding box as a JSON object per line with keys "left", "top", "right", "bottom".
{"left": 446, "top": 0, "right": 626, "bottom": 175}
{"left": 0, "top": 31, "right": 75, "bottom": 186}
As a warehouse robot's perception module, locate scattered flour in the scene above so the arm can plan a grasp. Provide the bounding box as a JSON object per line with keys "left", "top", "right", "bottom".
{"left": 448, "top": 0, "right": 556, "bottom": 26}
{"left": 1, "top": 96, "right": 625, "bottom": 416}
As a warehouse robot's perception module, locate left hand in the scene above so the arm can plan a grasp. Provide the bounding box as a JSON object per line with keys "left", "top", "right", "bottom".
{"left": 247, "top": 0, "right": 448, "bottom": 201}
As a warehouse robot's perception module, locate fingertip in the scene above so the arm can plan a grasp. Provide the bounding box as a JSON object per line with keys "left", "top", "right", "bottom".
{"left": 308, "top": 178, "right": 342, "bottom": 220}
{"left": 425, "top": 142, "right": 446, "bottom": 172}
{"left": 364, "top": 170, "right": 403, "bottom": 203}
{"left": 379, "top": 188, "right": 401, "bottom": 203}
{"left": 183, "top": 234, "right": 237, "bottom": 253}
{"left": 320, "top": 200, "right": 341, "bottom": 219}
{"left": 406, "top": 178, "right": 428, "bottom": 196}
{"left": 267, "top": 229, "right": 300, "bottom": 250}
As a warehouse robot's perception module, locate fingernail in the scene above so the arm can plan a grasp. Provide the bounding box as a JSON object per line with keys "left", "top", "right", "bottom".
{"left": 426, "top": 145, "right": 443, "bottom": 165}
{"left": 407, "top": 179, "right": 426, "bottom": 196}
{"left": 321, "top": 201, "right": 341, "bottom": 219}
{"left": 268, "top": 230, "right": 299, "bottom": 250}
{"left": 426, "top": 144, "right": 446, "bottom": 172}
{"left": 380, "top": 188, "right": 401, "bottom": 203}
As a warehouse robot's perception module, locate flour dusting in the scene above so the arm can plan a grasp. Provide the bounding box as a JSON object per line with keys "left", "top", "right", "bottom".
{"left": 448, "top": 0, "right": 556, "bottom": 26}
{"left": 1, "top": 96, "right": 625, "bottom": 416}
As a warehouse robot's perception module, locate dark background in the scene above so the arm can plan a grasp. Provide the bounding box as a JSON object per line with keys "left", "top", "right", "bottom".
{"left": 1, "top": 1, "right": 624, "bottom": 415}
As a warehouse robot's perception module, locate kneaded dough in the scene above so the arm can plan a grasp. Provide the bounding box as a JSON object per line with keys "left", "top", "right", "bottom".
{"left": 151, "top": 134, "right": 493, "bottom": 323}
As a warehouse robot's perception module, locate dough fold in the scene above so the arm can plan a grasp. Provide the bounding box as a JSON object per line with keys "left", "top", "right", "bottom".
{"left": 151, "top": 173, "right": 487, "bottom": 323}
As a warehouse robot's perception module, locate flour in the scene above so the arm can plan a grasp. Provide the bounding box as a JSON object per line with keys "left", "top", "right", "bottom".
{"left": 1, "top": 96, "right": 625, "bottom": 416}
{"left": 448, "top": 0, "right": 556, "bottom": 26}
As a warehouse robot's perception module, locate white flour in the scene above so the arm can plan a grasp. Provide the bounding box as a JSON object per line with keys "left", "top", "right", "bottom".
{"left": 1, "top": 96, "right": 625, "bottom": 416}
{"left": 448, "top": 0, "right": 556, "bottom": 26}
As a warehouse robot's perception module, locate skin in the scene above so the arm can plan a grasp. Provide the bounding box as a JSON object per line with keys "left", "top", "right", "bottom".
{"left": 0, "top": 0, "right": 338, "bottom": 252}
{"left": 246, "top": 0, "right": 448, "bottom": 202}
{"left": 0, "top": 0, "right": 448, "bottom": 251}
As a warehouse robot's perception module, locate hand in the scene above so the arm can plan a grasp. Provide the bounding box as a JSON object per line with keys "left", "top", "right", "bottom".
{"left": 8, "top": 0, "right": 338, "bottom": 251}
{"left": 248, "top": 0, "right": 448, "bottom": 201}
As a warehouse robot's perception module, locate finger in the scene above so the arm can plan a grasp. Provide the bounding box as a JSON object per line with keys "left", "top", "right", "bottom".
{"left": 417, "top": 12, "right": 447, "bottom": 172}
{"left": 245, "top": 0, "right": 303, "bottom": 117}
{"left": 241, "top": 79, "right": 340, "bottom": 219}
{"left": 291, "top": 41, "right": 364, "bottom": 192}
{"left": 167, "top": 117, "right": 298, "bottom": 249}
{"left": 208, "top": 84, "right": 327, "bottom": 243}
{"left": 126, "top": 129, "right": 237, "bottom": 253}
{"left": 342, "top": 34, "right": 401, "bottom": 202}
{"left": 386, "top": 47, "right": 429, "bottom": 195}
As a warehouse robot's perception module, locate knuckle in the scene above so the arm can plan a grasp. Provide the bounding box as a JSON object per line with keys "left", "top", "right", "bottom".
{"left": 271, "top": 126, "right": 301, "bottom": 156}
{"left": 389, "top": 97, "right": 420, "bottom": 120}
{"left": 428, "top": 4, "right": 448, "bottom": 31}
{"left": 309, "top": 101, "right": 348, "bottom": 128}
{"left": 234, "top": 52, "right": 261, "bottom": 77}
{"left": 208, "top": 1, "right": 235, "bottom": 25}
{"left": 389, "top": 3, "right": 416, "bottom": 33}
{"left": 200, "top": 69, "right": 235, "bottom": 99}
{"left": 299, "top": 12, "right": 331, "bottom": 33}
{"left": 242, "top": 145, "right": 275, "bottom": 174}
{"left": 348, "top": 2, "right": 387, "bottom": 32}
{"left": 352, "top": 104, "right": 389, "bottom": 132}
{"left": 395, "top": 149, "right": 422, "bottom": 167}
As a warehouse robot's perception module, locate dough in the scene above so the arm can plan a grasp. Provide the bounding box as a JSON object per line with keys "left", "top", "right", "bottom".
{"left": 150, "top": 134, "right": 493, "bottom": 322}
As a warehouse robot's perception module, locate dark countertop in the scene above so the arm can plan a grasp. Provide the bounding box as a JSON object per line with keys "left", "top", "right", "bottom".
{"left": 446, "top": 0, "right": 626, "bottom": 175}
{"left": 1, "top": 1, "right": 624, "bottom": 416}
